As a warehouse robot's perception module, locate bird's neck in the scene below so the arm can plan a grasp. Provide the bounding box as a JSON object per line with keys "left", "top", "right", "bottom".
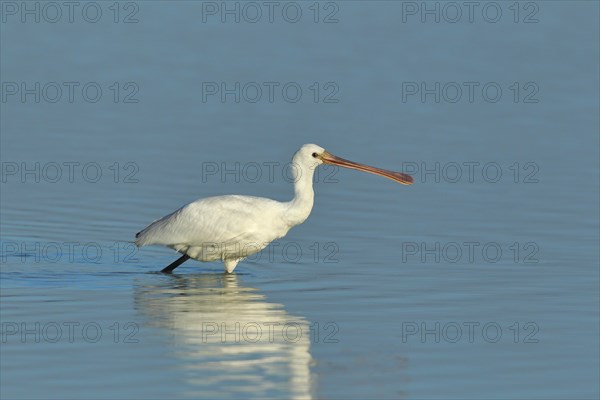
{"left": 284, "top": 164, "right": 316, "bottom": 227}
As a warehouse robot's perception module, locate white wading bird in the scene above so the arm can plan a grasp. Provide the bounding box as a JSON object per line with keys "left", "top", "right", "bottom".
{"left": 136, "top": 144, "right": 413, "bottom": 273}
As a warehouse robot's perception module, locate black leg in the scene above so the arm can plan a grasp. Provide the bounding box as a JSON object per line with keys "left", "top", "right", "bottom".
{"left": 161, "top": 254, "right": 190, "bottom": 273}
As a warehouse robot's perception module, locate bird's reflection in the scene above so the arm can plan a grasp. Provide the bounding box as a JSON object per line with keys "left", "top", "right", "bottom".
{"left": 134, "top": 273, "right": 314, "bottom": 399}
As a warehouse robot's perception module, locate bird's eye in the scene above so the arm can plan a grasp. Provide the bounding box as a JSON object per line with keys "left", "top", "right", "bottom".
{"left": 312, "top": 152, "right": 318, "bottom": 158}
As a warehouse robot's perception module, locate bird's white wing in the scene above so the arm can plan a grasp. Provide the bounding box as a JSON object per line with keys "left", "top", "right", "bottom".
{"left": 135, "top": 195, "right": 289, "bottom": 248}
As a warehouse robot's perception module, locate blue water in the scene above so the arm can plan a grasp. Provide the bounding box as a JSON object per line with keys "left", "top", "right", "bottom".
{"left": 1, "top": 1, "right": 599, "bottom": 399}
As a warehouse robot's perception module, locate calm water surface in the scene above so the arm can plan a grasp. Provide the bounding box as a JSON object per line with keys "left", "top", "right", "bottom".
{"left": 1, "top": 2, "right": 599, "bottom": 399}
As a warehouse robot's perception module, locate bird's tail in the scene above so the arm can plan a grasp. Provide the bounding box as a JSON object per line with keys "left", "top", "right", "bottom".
{"left": 134, "top": 228, "right": 149, "bottom": 247}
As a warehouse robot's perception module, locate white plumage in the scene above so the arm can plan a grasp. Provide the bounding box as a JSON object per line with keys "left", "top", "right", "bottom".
{"left": 136, "top": 144, "right": 412, "bottom": 273}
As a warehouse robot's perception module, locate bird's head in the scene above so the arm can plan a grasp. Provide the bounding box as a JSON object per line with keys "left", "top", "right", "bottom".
{"left": 294, "top": 143, "right": 414, "bottom": 185}
{"left": 293, "top": 144, "right": 327, "bottom": 169}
